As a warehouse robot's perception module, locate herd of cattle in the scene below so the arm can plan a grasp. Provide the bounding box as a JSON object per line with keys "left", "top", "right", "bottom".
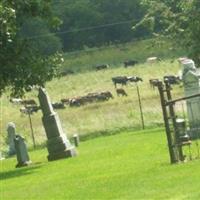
{"left": 10, "top": 56, "right": 183, "bottom": 115}
{"left": 10, "top": 74, "right": 181, "bottom": 115}
{"left": 94, "top": 56, "right": 160, "bottom": 71}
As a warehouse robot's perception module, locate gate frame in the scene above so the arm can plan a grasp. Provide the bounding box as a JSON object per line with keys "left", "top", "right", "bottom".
{"left": 156, "top": 79, "right": 200, "bottom": 164}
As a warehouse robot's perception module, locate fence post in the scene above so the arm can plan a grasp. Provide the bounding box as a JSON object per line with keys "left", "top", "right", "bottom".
{"left": 28, "top": 112, "right": 36, "bottom": 149}
{"left": 136, "top": 83, "right": 145, "bottom": 130}
{"left": 164, "top": 80, "right": 184, "bottom": 161}
{"left": 157, "top": 81, "right": 178, "bottom": 164}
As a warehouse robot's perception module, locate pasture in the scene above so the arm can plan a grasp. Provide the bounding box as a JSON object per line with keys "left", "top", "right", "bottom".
{"left": 1, "top": 128, "right": 200, "bottom": 199}
{"left": 0, "top": 59, "right": 183, "bottom": 150}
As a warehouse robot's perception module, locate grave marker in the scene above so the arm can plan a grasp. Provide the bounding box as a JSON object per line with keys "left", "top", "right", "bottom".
{"left": 7, "top": 122, "right": 16, "bottom": 156}
{"left": 181, "top": 59, "right": 200, "bottom": 138}
{"left": 14, "top": 135, "right": 31, "bottom": 167}
{"left": 38, "top": 87, "right": 77, "bottom": 161}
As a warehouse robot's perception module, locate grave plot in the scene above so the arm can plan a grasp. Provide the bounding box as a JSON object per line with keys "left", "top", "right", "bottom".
{"left": 156, "top": 59, "right": 200, "bottom": 164}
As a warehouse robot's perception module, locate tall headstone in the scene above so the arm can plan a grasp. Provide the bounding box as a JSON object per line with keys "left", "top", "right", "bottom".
{"left": 7, "top": 122, "right": 16, "bottom": 156}
{"left": 181, "top": 59, "right": 200, "bottom": 138}
{"left": 38, "top": 87, "right": 77, "bottom": 161}
{"left": 14, "top": 135, "right": 31, "bottom": 168}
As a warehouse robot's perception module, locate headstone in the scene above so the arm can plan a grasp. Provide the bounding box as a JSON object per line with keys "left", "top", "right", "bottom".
{"left": 14, "top": 135, "right": 31, "bottom": 168}
{"left": 7, "top": 122, "right": 16, "bottom": 156}
{"left": 38, "top": 87, "right": 77, "bottom": 161}
{"left": 73, "top": 134, "right": 80, "bottom": 147}
{"left": 181, "top": 59, "right": 200, "bottom": 138}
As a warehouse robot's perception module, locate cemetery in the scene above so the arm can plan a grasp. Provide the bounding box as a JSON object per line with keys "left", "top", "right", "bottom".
{"left": 1, "top": 57, "right": 200, "bottom": 199}
{"left": 1, "top": 1, "right": 200, "bottom": 198}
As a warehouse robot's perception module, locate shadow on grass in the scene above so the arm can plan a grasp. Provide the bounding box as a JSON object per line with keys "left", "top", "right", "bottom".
{"left": 0, "top": 164, "right": 42, "bottom": 181}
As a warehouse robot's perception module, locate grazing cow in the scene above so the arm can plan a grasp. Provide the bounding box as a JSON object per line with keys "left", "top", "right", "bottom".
{"left": 149, "top": 78, "right": 160, "bottom": 89}
{"left": 87, "top": 91, "right": 113, "bottom": 102}
{"left": 124, "top": 60, "right": 138, "bottom": 68}
{"left": 177, "top": 57, "right": 188, "bottom": 64}
{"left": 112, "top": 76, "right": 129, "bottom": 87}
{"left": 95, "top": 94, "right": 108, "bottom": 101}
{"left": 95, "top": 64, "right": 109, "bottom": 71}
{"left": 20, "top": 105, "right": 40, "bottom": 115}
{"left": 26, "top": 105, "right": 40, "bottom": 112}
{"left": 100, "top": 91, "right": 113, "bottom": 100}
{"left": 69, "top": 96, "right": 88, "bottom": 107}
{"left": 61, "top": 98, "right": 70, "bottom": 105}
{"left": 86, "top": 93, "right": 99, "bottom": 102}
{"left": 69, "top": 97, "right": 83, "bottom": 107}
{"left": 146, "top": 57, "right": 161, "bottom": 63}
{"left": 59, "top": 69, "right": 74, "bottom": 76}
{"left": 10, "top": 98, "right": 22, "bottom": 105}
{"left": 163, "top": 75, "right": 181, "bottom": 85}
{"left": 21, "top": 99, "right": 37, "bottom": 106}
{"left": 20, "top": 107, "right": 29, "bottom": 115}
{"left": 52, "top": 102, "right": 65, "bottom": 109}
{"left": 127, "top": 76, "right": 143, "bottom": 83}
{"left": 116, "top": 88, "right": 128, "bottom": 96}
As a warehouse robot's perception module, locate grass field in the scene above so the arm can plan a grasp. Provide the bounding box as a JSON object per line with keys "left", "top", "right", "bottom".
{"left": 62, "top": 38, "right": 185, "bottom": 73}
{"left": 0, "top": 38, "right": 186, "bottom": 151}
{"left": 0, "top": 59, "right": 184, "bottom": 151}
{"left": 1, "top": 128, "right": 200, "bottom": 200}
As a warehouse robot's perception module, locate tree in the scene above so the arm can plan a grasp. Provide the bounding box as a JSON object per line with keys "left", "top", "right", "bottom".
{"left": 53, "top": 0, "right": 146, "bottom": 51}
{"left": 0, "top": 0, "right": 63, "bottom": 97}
{"left": 133, "top": 0, "right": 200, "bottom": 64}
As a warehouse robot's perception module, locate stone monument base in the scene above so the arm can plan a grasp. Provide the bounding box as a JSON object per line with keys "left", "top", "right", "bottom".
{"left": 16, "top": 161, "right": 32, "bottom": 168}
{"left": 47, "top": 146, "right": 77, "bottom": 161}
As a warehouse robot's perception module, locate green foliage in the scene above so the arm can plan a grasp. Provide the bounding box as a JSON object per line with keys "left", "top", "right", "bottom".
{"left": 1, "top": 129, "right": 200, "bottom": 199}
{"left": 134, "top": 0, "right": 200, "bottom": 64}
{"left": 52, "top": 0, "right": 147, "bottom": 51}
{"left": 0, "top": 0, "right": 63, "bottom": 97}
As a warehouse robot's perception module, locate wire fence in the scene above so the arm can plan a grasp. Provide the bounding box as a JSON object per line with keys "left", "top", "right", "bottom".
{"left": 1, "top": 79, "right": 200, "bottom": 156}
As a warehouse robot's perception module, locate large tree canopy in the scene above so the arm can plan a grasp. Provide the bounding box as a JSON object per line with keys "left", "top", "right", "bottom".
{"left": 52, "top": 0, "right": 146, "bottom": 51}
{"left": 0, "top": 0, "right": 63, "bottom": 97}
{"left": 133, "top": 0, "right": 200, "bottom": 64}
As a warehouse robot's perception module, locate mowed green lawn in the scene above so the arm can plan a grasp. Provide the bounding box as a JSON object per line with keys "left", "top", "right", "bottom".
{"left": 1, "top": 129, "right": 200, "bottom": 200}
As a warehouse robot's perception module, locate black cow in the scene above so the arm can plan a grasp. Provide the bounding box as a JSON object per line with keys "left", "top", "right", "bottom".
{"left": 163, "top": 75, "right": 181, "bottom": 85}
{"left": 112, "top": 76, "right": 129, "bottom": 87}
{"left": 20, "top": 105, "right": 40, "bottom": 115}
{"left": 59, "top": 69, "right": 74, "bottom": 77}
{"left": 149, "top": 78, "right": 160, "bottom": 89}
{"left": 21, "top": 99, "right": 37, "bottom": 106}
{"left": 95, "top": 64, "right": 109, "bottom": 71}
{"left": 52, "top": 102, "right": 65, "bottom": 109}
{"left": 127, "top": 76, "right": 143, "bottom": 83}
{"left": 100, "top": 91, "right": 113, "bottom": 100}
{"left": 116, "top": 88, "right": 128, "bottom": 96}
{"left": 61, "top": 98, "right": 70, "bottom": 105}
{"left": 124, "top": 60, "right": 138, "bottom": 68}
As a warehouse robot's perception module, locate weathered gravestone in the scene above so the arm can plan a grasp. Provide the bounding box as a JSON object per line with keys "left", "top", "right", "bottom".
{"left": 38, "top": 87, "right": 77, "bottom": 161}
{"left": 14, "top": 135, "right": 31, "bottom": 168}
{"left": 73, "top": 134, "right": 80, "bottom": 147}
{"left": 181, "top": 59, "right": 200, "bottom": 138}
{"left": 7, "top": 122, "right": 16, "bottom": 156}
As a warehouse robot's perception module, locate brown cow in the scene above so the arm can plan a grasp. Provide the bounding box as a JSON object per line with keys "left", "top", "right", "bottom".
{"left": 116, "top": 88, "right": 128, "bottom": 96}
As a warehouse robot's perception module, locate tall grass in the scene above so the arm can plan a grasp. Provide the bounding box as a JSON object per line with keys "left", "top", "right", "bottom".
{"left": 0, "top": 58, "right": 184, "bottom": 152}
{"left": 62, "top": 38, "right": 185, "bottom": 73}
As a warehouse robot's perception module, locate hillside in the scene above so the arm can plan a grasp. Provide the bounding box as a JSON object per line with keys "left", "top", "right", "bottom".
{"left": 0, "top": 39, "right": 185, "bottom": 151}
{"left": 61, "top": 38, "right": 185, "bottom": 73}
